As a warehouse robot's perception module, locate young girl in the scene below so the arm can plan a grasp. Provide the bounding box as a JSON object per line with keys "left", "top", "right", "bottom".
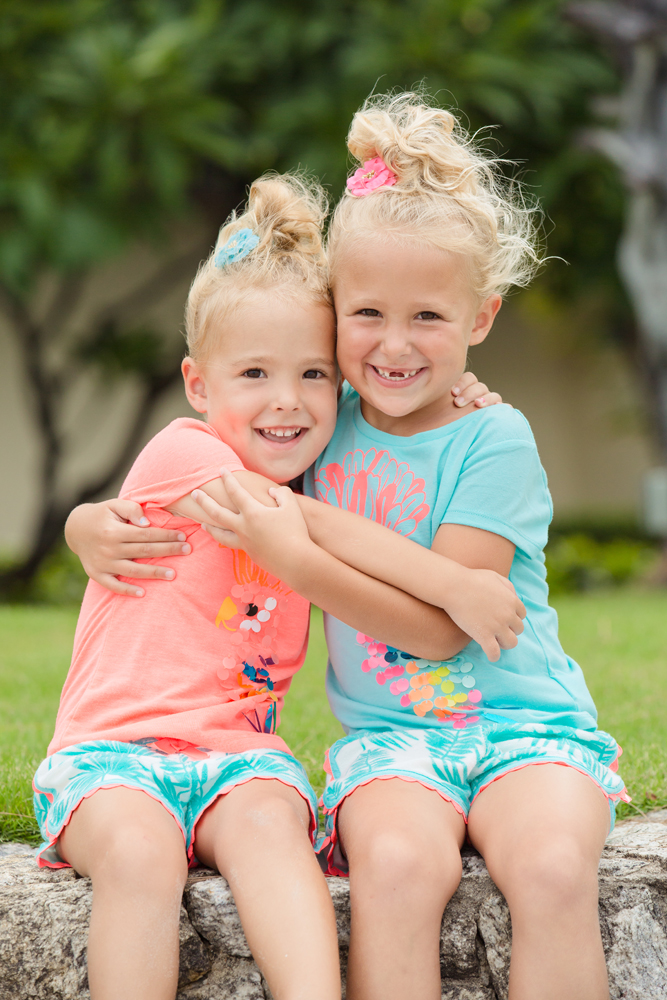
{"left": 42, "top": 170, "right": 525, "bottom": 1000}
{"left": 186, "top": 93, "right": 629, "bottom": 1000}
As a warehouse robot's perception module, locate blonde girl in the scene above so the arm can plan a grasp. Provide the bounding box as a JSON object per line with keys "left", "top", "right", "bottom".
{"left": 47, "top": 170, "right": 524, "bottom": 1000}
{"left": 191, "top": 93, "right": 628, "bottom": 1000}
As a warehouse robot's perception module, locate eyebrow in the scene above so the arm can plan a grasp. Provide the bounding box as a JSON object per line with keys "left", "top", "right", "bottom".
{"left": 303, "top": 357, "right": 337, "bottom": 367}
{"left": 228, "top": 355, "right": 336, "bottom": 367}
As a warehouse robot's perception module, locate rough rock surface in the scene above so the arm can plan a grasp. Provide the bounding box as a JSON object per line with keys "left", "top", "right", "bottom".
{"left": 2, "top": 815, "right": 667, "bottom": 999}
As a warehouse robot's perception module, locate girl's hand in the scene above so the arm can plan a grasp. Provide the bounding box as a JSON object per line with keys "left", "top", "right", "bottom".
{"left": 64, "top": 500, "right": 192, "bottom": 597}
{"left": 451, "top": 371, "right": 504, "bottom": 408}
{"left": 444, "top": 566, "right": 526, "bottom": 662}
{"left": 192, "top": 474, "right": 311, "bottom": 579}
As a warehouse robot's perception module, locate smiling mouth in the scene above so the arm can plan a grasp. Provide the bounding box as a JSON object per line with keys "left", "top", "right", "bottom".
{"left": 371, "top": 365, "right": 425, "bottom": 382}
{"left": 256, "top": 427, "right": 306, "bottom": 443}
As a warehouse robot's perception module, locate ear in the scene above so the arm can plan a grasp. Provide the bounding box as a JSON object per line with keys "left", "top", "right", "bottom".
{"left": 182, "top": 357, "right": 208, "bottom": 414}
{"left": 469, "top": 294, "right": 502, "bottom": 347}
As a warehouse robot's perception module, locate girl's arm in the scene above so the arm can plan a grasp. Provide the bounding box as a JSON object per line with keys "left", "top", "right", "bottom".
{"left": 63, "top": 373, "right": 502, "bottom": 596}
{"left": 64, "top": 475, "right": 470, "bottom": 659}
{"left": 186, "top": 473, "right": 524, "bottom": 663}
{"left": 65, "top": 500, "right": 192, "bottom": 597}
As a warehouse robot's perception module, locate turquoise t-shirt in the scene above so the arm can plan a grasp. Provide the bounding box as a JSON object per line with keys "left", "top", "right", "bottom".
{"left": 305, "top": 391, "right": 598, "bottom": 734}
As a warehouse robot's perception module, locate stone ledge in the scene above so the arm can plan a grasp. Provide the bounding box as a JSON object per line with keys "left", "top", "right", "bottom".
{"left": 2, "top": 817, "right": 667, "bottom": 1000}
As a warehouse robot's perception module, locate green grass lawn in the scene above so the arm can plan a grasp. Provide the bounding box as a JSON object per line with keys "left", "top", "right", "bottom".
{"left": 1, "top": 592, "right": 666, "bottom": 844}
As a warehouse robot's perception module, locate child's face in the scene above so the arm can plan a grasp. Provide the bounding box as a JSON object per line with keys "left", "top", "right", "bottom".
{"left": 333, "top": 237, "right": 501, "bottom": 434}
{"left": 182, "top": 291, "right": 338, "bottom": 483}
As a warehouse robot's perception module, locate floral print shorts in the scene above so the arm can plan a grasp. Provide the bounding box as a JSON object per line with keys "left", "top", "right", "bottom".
{"left": 33, "top": 738, "right": 318, "bottom": 869}
{"left": 316, "top": 721, "right": 628, "bottom": 876}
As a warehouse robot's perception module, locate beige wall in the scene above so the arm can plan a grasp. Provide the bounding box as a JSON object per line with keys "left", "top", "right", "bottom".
{"left": 0, "top": 248, "right": 658, "bottom": 556}
{"left": 469, "top": 302, "right": 657, "bottom": 518}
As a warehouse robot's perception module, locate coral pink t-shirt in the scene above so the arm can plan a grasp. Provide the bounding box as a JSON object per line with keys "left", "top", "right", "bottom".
{"left": 49, "top": 418, "right": 310, "bottom": 757}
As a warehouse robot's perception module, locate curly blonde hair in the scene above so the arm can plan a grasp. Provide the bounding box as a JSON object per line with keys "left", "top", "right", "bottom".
{"left": 186, "top": 172, "right": 331, "bottom": 363}
{"left": 328, "top": 92, "right": 542, "bottom": 300}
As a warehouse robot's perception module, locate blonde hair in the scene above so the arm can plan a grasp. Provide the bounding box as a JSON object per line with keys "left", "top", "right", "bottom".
{"left": 186, "top": 172, "right": 331, "bottom": 363}
{"left": 328, "top": 91, "right": 542, "bottom": 300}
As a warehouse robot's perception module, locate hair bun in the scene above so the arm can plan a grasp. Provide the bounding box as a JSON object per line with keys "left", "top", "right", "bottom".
{"left": 347, "top": 92, "right": 484, "bottom": 198}
{"left": 330, "top": 90, "right": 542, "bottom": 300}
{"left": 186, "top": 171, "right": 330, "bottom": 363}
{"left": 215, "top": 173, "right": 328, "bottom": 268}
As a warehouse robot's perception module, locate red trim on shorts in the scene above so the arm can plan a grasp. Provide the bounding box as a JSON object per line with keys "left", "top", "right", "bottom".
{"left": 187, "top": 774, "right": 318, "bottom": 866}
{"left": 471, "top": 759, "right": 631, "bottom": 814}
{"left": 36, "top": 782, "right": 188, "bottom": 869}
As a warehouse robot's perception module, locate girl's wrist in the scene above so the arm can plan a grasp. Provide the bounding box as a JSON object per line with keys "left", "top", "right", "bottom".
{"left": 277, "top": 537, "right": 320, "bottom": 590}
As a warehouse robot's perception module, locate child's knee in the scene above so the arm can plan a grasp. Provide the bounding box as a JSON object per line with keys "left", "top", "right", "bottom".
{"left": 350, "top": 826, "right": 461, "bottom": 900}
{"left": 499, "top": 839, "right": 598, "bottom": 910}
{"left": 94, "top": 821, "right": 187, "bottom": 891}
{"left": 231, "top": 786, "right": 310, "bottom": 840}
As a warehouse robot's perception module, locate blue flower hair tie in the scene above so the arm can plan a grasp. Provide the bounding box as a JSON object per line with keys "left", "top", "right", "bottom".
{"left": 214, "top": 228, "right": 260, "bottom": 268}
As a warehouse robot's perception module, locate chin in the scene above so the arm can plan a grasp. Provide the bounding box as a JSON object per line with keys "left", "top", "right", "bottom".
{"left": 369, "top": 394, "right": 423, "bottom": 418}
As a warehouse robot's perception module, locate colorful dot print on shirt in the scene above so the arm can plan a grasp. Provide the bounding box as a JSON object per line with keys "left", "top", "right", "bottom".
{"left": 356, "top": 632, "right": 482, "bottom": 729}
{"left": 214, "top": 549, "right": 291, "bottom": 734}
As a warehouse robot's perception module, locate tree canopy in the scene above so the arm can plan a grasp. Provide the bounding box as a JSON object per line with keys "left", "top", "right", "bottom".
{"left": 0, "top": 0, "right": 626, "bottom": 591}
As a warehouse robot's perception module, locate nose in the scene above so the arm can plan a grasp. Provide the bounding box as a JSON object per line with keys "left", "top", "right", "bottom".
{"left": 270, "top": 377, "right": 302, "bottom": 413}
{"left": 379, "top": 323, "right": 412, "bottom": 362}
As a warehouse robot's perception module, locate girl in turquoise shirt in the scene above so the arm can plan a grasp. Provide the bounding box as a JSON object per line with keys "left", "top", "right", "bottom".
{"left": 198, "top": 91, "right": 625, "bottom": 1000}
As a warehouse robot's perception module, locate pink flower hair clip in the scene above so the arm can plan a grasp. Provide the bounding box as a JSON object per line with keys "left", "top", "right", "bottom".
{"left": 346, "top": 156, "right": 398, "bottom": 197}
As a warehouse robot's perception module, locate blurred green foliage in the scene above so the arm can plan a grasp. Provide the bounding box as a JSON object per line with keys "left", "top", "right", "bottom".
{"left": 545, "top": 534, "right": 657, "bottom": 595}
{"left": 0, "top": 0, "right": 632, "bottom": 591}
{"left": 0, "top": 0, "right": 623, "bottom": 294}
{"left": 28, "top": 544, "right": 90, "bottom": 606}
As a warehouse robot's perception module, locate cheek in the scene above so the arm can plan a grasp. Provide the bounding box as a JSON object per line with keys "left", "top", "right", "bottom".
{"left": 423, "top": 330, "right": 467, "bottom": 367}
{"left": 336, "top": 326, "right": 370, "bottom": 372}
{"left": 209, "top": 387, "right": 262, "bottom": 439}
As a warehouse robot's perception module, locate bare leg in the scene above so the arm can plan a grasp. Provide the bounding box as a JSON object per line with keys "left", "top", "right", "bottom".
{"left": 468, "top": 764, "right": 611, "bottom": 1000}
{"left": 59, "top": 787, "right": 188, "bottom": 1000}
{"left": 337, "top": 778, "right": 466, "bottom": 1000}
{"left": 194, "top": 778, "right": 341, "bottom": 1000}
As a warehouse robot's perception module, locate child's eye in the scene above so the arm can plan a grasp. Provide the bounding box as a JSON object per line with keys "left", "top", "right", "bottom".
{"left": 242, "top": 369, "right": 266, "bottom": 379}
{"left": 357, "top": 308, "right": 380, "bottom": 317}
{"left": 416, "top": 311, "right": 442, "bottom": 321}
{"left": 303, "top": 369, "right": 325, "bottom": 380}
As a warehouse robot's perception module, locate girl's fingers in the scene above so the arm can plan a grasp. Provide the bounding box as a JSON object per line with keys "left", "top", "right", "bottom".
{"left": 268, "top": 485, "right": 294, "bottom": 507}
{"left": 119, "top": 541, "right": 191, "bottom": 559}
{"left": 95, "top": 573, "right": 145, "bottom": 598}
{"left": 474, "top": 392, "right": 503, "bottom": 407}
{"left": 220, "top": 473, "right": 263, "bottom": 512}
{"left": 200, "top": 523, "right": 241, "bottom": 547}
{"left": 455, "top": 381, "right": 489, "bottom": 406}
{"left": 111, "top": 525, "right": 187, "bottom": 544}
{"left": 451, "top": 372, "right": 477, "bottom": 396}
{"left": 106, "top": 498, "right": 150, "bottom": 527}
{"left": 111, "top": 561, "right": 177, "bottom": 581}
{"left": 483, "top": 636, "right": 501, "bottom": 662}
{"left": 191, "top": 490, "right": 239, "bottom": 530}
{"left": 499, "top": 627, "right": 519, "bottom": 651}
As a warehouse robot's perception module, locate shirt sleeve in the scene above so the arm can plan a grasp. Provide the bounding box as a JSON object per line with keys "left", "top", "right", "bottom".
{"left": 120, "top": 418, "right": 245, "bottom": 509}
{"left": 440, "top": 411, "right": 552, "bottom": 558}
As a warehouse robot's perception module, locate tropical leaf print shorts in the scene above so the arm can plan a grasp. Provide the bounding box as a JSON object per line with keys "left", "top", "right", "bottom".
{"left": 33, "top": 738, "right": 318, "bottom": 869}
{"left": 316, "top": 721, "right": 628, "bottom": 876}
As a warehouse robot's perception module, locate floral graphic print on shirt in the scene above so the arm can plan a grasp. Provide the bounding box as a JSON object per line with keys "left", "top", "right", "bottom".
{"left": 214, "top": 549, "right": 292, "bottom": 734}
{"left": 314, "top": 447, "right": 429, "bottom": 536}
{"left": 314, "top": 446, "right": 483, "bottom": 728}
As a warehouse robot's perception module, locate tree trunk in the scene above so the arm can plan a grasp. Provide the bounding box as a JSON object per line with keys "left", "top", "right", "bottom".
{"left": 567, "top": 4, "right": 667, "bottom": 462}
